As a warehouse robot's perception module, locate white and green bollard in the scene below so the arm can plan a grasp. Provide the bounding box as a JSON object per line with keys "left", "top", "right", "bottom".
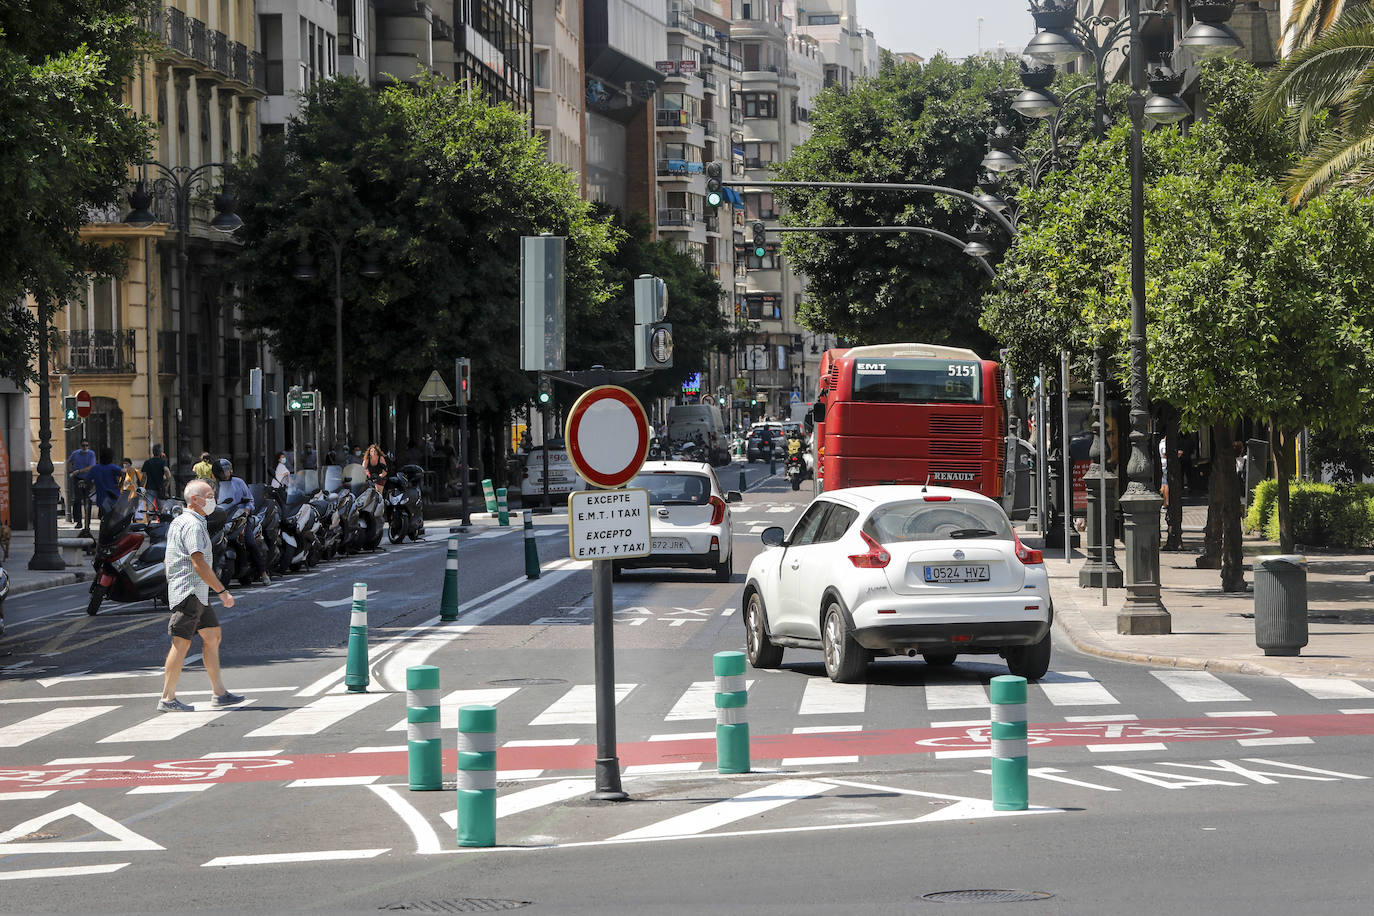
{"left": 496, "top": 487, "right": 509, "bottom": 527}
{"left": 407, "top": 666, "right": 442, "bottom": 791}
{"left": 456, "top": 705, "right": 497, "bottom": 847}
{"left": 990, "top": 674, "right": 1028, "bottom": 811}
{"left": 522, "top": 510, "right": 540, "bottom": 580}
{"left": 481, "top": 478, "right": 497, "bottom": 513}
{"left": 344, "top": 582, "right": 370, "bottom": 693}
{"left": 714, "top": 650, "right": 750, "bottom": 774}
{"left": 439, "top": 537, "right": 460, "bottom": 621}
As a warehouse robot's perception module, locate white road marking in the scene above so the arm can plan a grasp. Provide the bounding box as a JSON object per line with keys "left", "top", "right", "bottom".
{"left": 201, "top": 749, "right": 282, "bottom": 758}
{"left": 100, "top": 700, "right": 258, "bottom": 744}
{"left": 929, "top": 718, "right": 987, "bottom": 728}
{"left": 666, "top": 680, "right": 755, "bottom": 721}
{"left": 648, "top": 732, "right": 714, "bottom": 742}
{"left": 530, "top": 684, "right": 635, "bottom": 726}
{"left": 924, "top": 684, "right": 989, "bottom": 710}
{"left": 1086, "top": 743, "right": 1169, "bottom": 753}
{"left": 503, "top": 738, "right": 579, "bottom": 747}
{"left": 1237, "top": 737, "right": 1314, "bottom": 747}
{"left": 1063, "top": 714, "right": 1139, "bottom": 722}
{"left": 791, "top": 725, "right": 863, "bottom": 734}
{"left": 370, "top": 784, "right": 442, "bottom": 855}
{"left": 1001, "top": 768, "right": 1121, "bottom": 791}
{"left": 387, "top": 688, "right": 519, "bottom": 731}
{"left": 935, "top": 749, "right": 990, "bottom": 759}
{"left": 45, "top": 755, "right": 134, "bottom": 765}
{"left": 0, "top": 792, "right": 58, "bottom": 801}
{"left": 289, "top": 776, "right": 381, "bottom": 787}
{"left": 1151, "top": 670, "right": 1247, "bottom": 703}
{"left": 350, "top": 745, "right": 406, "bottom": 754}
{"left": 1287, "top": 677, "right": 1374, "bottom": 700}
{"left": 245, "top": 693, "right": 390, "bottom": 737}
{"left": 720, "top": 607, "right": 736, "bottom": 617}
{"left": 624, "top": 762, "right": 703, "bottom": 775}
{"left": 0, "top": 802, "right": 164, "bottom": 854}
{"left": 780, "top": 756, "right": 859, "bottom": 766}
{"left": 127, "top": 783, "right": 215, "bottom": 795}
{"left": 1206, "top": 710, "right": 1276, "bottom": 717}
{"left": 1036, "top": 671, "right": 1119, "bottom": 706}
{"left": 0, "top": 686, "right": 297, "bottom": 706}
{"left": 0, "top": 863, "right": 129, "bottom": 881}
{"left": 798, "top": 680, "right": 866, "bottom": 715}
{"left": 202, "top": 849, "right": 389, "bottom": 867}
{"left": 1339, "top": 708, "right": 1374, "bottom": 715}
{"left": 610, "top": 779, "right": 833, "bottom": 841}
{"left": 0, "top": 707, "right": 117, "bottom": 747}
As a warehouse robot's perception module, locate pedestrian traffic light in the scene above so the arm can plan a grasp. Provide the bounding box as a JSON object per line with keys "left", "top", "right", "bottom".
{"left": 537, "top": 376, "right": 553, "bottom": 407}
{"left": 751, "top": 221, "right": 767, "bottom": 258}
{"left": 287, "top": 386, "right": 304, "bottom": 413}
{"left": 63, "top": 396, "right": 77, "bottom": 422}
{"left": 705, "top": 162, "right": 723, "bottom": 209}
{"left": 455, "top": 357, "right": 471, "bottom": 408}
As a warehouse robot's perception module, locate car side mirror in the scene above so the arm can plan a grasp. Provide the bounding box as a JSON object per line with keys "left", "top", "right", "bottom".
{"left": 726, "top": 490, "right": 742, "bottom": 503}
{"left": 760, "top": 525, "right": 786, "bottom": 547}
{"left": 811, "top": 402, "right": 825, "bottom": 423}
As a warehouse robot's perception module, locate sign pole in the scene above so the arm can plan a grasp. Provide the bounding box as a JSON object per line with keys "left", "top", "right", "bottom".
{"left": 591, "top": 557, "right": 626, "bottom": 800}
{"left": 459, "top": 404, "right": 470, "bottom": 527}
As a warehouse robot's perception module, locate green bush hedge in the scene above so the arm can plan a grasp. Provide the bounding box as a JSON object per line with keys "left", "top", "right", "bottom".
{"left": 1247, "top": 481, "right": 1374, "bottom": 548}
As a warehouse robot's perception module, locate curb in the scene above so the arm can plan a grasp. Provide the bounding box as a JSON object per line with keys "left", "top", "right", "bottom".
{"left": 9, "top": 571, "right": 90, "bottom": 597}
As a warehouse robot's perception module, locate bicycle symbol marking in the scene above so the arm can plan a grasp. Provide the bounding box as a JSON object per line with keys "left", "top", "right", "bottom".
{"left": 915, "top": 723, "right": 1275, "bottom": 750}
{"left": 0, "top": 756, "right": 294, "bottom": 789}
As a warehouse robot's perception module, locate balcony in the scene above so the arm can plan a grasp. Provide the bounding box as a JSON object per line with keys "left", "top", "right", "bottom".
{"left": 189, "top": 17, "right": 208, "bottom": 65}
{"left": 698, "top": 117, "right": 717, "bottom": 135}
{"left": 705, "top": 215, "right": 720, "bottom": 234}
{"left": 701, "top": 72, "right": 718, "bottom": 92}
{"left": 730, "top": 108, "right": 744, "bottom": 126}
{"left": 53, "top": 330, "right": 137, "bottom": 375}
{"left": 656, "top": 108, "right": 691, "bottom": 128}
{"left": 657, "top": 158, "right": 704, "bottom": 177}
{"left": 658, "top": 208, "right": 699, "bottom": 228}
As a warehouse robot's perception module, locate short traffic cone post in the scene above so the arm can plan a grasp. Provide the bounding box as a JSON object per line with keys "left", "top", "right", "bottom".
{"left": 407, "top": 666, "right": 442, "bottom": 791}
{"left": 456, "top": 705, "right": 497, "bottom": 847}
{"left": 990, "top": 675, "right": 1028, "bottom": 811}
{"left": 714, "top": 650, "right": 750, "bottom": 774}
{"left": 496, "top": 487, "right": 509, "bottom": 527}
{"left": 738, "top": 469, "right": 746, "bottom": 493}
{"left": 439, "top": 537, "right": 460, "bottom": 621}
{"left": 769, "top": 453, "right": 776, "bottom": 476}
{"left": 481, "top": 478, "right": 497, "bottom": 513}
{"left": 522, "top": 510, "right": 540, "bottom": 579}
{"left": 344, "top": 582, "right": 370, "bottom": 693}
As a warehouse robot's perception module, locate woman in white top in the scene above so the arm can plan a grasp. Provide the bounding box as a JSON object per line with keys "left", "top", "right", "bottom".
{"left": 272, "top": 452, "right": 292, "bottom": 492}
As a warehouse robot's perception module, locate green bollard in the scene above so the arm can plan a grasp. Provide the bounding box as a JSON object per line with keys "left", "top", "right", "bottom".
{"left": 407, "top": 666, "right": 442, "bottom": 791}
{"left": 714, "top": 650, "right": 750, "bottom": 774}
{"left": 439, "top": 537, "right": 460, "bottom": 621}
{"left": 456, "top": 705, "right": 498, "bottom": 847}
{"left": 344, "top": 582, "right": 370, "bottom": 693}
{"left": 739, "top": 469, "right": 747, "bottom": 493}
{"left": 522, "top": 510, "right": 540, "bottom": 579}
{"left": 496, "top": 487, "right": 509, "bottom": 527}
{"left": 481, "top": 478, "right": 497, "bottom": 513}
{"left": 990, "top": 674, "right": 1028, "bottom": 811}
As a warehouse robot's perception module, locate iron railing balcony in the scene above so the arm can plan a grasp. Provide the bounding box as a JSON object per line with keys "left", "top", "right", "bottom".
{"left": 53, "top": 330, "right": 138, "bottom": 375}
{"left": 655, "top": 108, "right": 691, "bottom": 128}
{"left": 189, "top": 17, "right": 208, "bottom": 64}
{"left": 657, "top": 207, "right": 699, "bottom": 227}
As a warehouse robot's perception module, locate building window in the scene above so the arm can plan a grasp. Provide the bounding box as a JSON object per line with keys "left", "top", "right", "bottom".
{"left": 260, "top": 15, "right": 283, "bottom": 96}
{"left": 744, "top": 293, "right": 782, "bottom": 320}
{"left": 808, "top": 14, "right": 840, "bottom": 25}
{"left": 744, "top": 192, "right": 776, "bottom": 220}
{"left": 743, "top": 142, "right": 776, "bottom": 169}
{"left": 735, "top": 91, "right": 776, "bottom": 119}
{"left": 742, "top": 42, "right": 761, "bottom": 71}
{"left": 533, "top": 48, "right": 550, "bottom": 90}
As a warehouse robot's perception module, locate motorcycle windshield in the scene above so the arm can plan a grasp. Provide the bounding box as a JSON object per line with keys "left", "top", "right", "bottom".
{"left": 323, "top": 465, "right": 344, "bottom": 492}
{"left": 97, "top": 494, "right": 137, "bottom": 544}
{"left": 292, "top": 470, "right": 319, "bottom": 497}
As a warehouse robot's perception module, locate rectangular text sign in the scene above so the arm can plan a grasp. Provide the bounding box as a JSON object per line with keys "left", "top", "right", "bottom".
{"left": 568, "top": 488, "right": 651, "bottom": 560}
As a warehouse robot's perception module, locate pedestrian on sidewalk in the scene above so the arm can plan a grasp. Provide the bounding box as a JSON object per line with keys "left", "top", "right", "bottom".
{"left": 66, "top": 438, "right": 96, "bottom": 530}
{"left": 193, "top": 452, "right": 214, "bottom": 481}
{"left": 158, "top": 478, "right": 243, "bottom": 713}
{"left": 142, "top": 445, "right": 170, "bottom": 500}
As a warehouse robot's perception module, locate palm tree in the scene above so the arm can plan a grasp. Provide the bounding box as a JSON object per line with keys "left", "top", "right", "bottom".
{"left": 1282, "top": 0, "right": 1365, "bottom": 50}
{"left": 1256, "top": 2, "right": 1374, "bottom": 204}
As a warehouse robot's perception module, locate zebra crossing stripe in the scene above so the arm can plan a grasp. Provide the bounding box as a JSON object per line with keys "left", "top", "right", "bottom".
{"left": 1286, "top": 677, "right": 1374, "bottom": 700}
{"left": 244, "top": 692, "right": 389, "bottom": 738}
{"left": 610, "top": 779, "right": 832, "bottom": 841}
{"left": 1151, "top": 670, "right": 1247, "bottom": 703}
{"left": 99, "top": 702, "right": 257, "bottom": 744}
{"left": 0, "top": 707, "right": 118, "bottom": 748}
{"left": 530, "top": 684, "right": 635, "bottom": 726}
{"left": 798, "top": 679, "right": 866, "bottom": 715}
{"left": 1036, "top": 671, "right": 1119, "bottom": 706}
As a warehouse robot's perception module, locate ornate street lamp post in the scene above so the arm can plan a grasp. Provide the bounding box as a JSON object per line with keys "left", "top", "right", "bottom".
{"left": 29, "top": 297, "right": 64, "bottom": 570}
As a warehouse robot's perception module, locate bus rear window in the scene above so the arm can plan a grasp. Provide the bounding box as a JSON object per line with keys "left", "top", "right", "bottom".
{"left": 850, "top": 358, "right": 981, "bottom": 403}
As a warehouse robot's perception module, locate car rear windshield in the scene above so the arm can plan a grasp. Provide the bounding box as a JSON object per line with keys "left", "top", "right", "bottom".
{"left": 849, "top": 358, "right": 982, "bottom": 403}
{"left": 630, "top": 472, "right": 711, "bottom": 506}
{"left": 862, "top": 500, "right": 1013, "bottom": 543}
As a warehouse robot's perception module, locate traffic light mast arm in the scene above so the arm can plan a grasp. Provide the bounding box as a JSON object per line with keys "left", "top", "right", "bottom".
{"left": 766, "top": 225, "right": 996, "bottom": 278}
{"left": 721, "top": 179, "right": 1017, "bottom": 238}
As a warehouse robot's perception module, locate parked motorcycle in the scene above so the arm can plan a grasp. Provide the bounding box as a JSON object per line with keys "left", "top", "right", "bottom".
{"left": 384, "top": 465, "right": 425, "bottom": 543}
{"left": 323, "top": 466, "right": 362, "bottom": 554}
{"left": 277, "top": 477, "right": 322, "bottom": 573}
{"left": 347, "top": 466, "right": 385, "bottom": 551}
{"left": 86, "top": 490, "right": 173, "bottom": 616}
{"left": 648, "top": 437, "right": 667, "bottom": 461}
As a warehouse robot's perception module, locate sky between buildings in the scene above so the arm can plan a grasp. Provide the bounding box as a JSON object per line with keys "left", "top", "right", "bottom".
{"left": 858, "top": 0, "right": 1036, "bottom": 60}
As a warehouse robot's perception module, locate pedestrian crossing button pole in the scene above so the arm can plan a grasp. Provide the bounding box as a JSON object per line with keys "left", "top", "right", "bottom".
{"left": 522, "top": 509, "right": 540, "bottom": 579}
{"left": 344, "top": 582, "right": 370, "bottom": 693}
{"left": 407, "top": 666, "right": 442, "bottom": 791}
{"left": 714, "top": 650, "right": 750, "bottom": 774}
{"left": 439, "top": 537, "right": 460, "bottom": 621}
{"left": 496, "top": 487, "right": 510, "bottom": 527}
{"left": 456, "top": 705, "right": 497, "bottom": 847}
{"left": 990, "top": 674, "right": 1028, "bottom": 811}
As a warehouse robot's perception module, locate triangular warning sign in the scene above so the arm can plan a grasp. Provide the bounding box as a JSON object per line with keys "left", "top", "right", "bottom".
{"left": 418, "top": 370, "right": 453, "bottom": 403}
{"left": 0, "top": 802, "right": 164, "bottom": 854}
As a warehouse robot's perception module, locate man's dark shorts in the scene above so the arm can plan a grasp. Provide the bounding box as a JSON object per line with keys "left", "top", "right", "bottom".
{"left": 168, "top": 594, "right": 219, "bottom": 640}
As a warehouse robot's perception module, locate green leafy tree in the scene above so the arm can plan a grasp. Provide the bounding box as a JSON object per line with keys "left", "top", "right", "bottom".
{"left": 774, "top": 54, "right": 1019, "bottom": 352}
{"left": 0, "top": 0, "right": 153, "bottom": 384}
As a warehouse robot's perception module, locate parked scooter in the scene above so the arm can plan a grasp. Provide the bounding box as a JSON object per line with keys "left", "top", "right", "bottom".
{"left": 86, "top": 490, "right": 173, "bottom": 616}
{"left": 323, "top": 466, "right": 361, "bottom": 555}
{"left": 277, "top": 475, "right": 322, "bottom": 572}
{"left": 346, "top": 465, "right": 385, "bottom": 550}
{"left": 384, "top": 465, "right": 425, "bottom": 543}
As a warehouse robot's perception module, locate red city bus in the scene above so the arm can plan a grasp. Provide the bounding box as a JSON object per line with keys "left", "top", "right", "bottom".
{"left": 812, "top": 343, "right": 1005, "bottom": 498}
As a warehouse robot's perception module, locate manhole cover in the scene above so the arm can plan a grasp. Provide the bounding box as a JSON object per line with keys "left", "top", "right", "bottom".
{"left": 380, "top": 900, "right": 532, "bottom": 913}
{"left": 487, "top": 677, "right": 567, "bottom": 687}
{"left": 922, "top": 890, "right": 1054, "bottom": 904}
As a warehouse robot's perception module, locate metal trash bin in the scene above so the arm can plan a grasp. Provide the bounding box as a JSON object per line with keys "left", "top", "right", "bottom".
{"left": 1254, "top": 555, "right": 1308, "bottom": 656}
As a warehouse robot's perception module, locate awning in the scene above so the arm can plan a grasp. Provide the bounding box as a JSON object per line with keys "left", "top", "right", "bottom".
{"left": 725, "top": 187, "right": 744, "bottom": 207}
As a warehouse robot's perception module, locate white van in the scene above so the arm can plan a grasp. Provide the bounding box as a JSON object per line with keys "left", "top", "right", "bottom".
{"left": 667, "top": 404, "right": 726, "bottom": 444}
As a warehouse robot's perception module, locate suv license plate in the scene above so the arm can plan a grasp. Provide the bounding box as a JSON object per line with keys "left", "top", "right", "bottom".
{"left": 924, "top": 564, "right": 991, "bottom": 583}
{"left": 652, "top": 537, "right": 688, "bottom": 551}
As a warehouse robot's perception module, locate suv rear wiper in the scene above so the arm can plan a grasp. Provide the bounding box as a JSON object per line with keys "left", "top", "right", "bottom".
{"left": 949, "top": 528, "right": 998, "bottom": 539}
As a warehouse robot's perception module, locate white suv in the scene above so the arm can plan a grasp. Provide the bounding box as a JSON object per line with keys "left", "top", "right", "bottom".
{"left": 612, "top": 460, "right": 742, "bottom": 581}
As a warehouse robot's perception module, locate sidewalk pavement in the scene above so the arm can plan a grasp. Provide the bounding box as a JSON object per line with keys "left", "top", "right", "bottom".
{"left": 1045, "top": 517, "right": 1374, "bottom": 681}
{"left": 2, "top": 528, "right": 91, "bottom": 597}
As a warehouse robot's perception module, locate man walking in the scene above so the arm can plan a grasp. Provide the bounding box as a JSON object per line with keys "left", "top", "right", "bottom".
{"left": 66, "top": 438, "right": 96, "bottom": 530}
{"left": 159, "top": 478, "right": 243, "bottom": 712}
{"left": 142, "top": 445, "right": 170, "bottom": 500}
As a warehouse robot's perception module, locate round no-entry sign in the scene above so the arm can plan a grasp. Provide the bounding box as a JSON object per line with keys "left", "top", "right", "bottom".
{"left": 75, "top": 390, "right": 92, "bottom": 419}
{"left": 564, "top": 386, "right": 649, "bottom": 489}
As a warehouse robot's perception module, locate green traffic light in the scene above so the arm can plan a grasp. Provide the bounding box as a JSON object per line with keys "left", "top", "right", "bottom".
{"left": 754, "top": 246, "right": 766, "bottom": 258}
{"left": 706, "top": 189, "right": 723, "bottom": 208}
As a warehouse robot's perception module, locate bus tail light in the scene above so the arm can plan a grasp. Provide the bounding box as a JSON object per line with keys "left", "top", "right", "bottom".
{"left": 849, "top": 531, "right": 890, "bottom": 569}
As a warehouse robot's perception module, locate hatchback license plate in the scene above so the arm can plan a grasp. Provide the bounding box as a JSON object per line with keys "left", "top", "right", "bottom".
{"left": 652, "top": 537, "right": 689, "bottom": 550}
{"left": 924, "top": 564, "right": 990, "bottom": 583}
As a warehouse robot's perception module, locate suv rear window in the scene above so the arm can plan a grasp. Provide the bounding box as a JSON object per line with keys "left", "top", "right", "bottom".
{"left": 629, "top": 472, "right": 711, "bottom": 506}
{"left": 862, "top": 500, "right": 1013, "bottom": 543}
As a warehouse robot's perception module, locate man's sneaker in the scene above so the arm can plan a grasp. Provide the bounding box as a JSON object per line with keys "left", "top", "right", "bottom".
{"left": 259, "top": 571, "right": 272, "bottom": 586}
{"left": 211, "top": 692, "right": 245, "bottom": 708}
{"left": 156, "top": 698, "right": 195, "bottom": 712}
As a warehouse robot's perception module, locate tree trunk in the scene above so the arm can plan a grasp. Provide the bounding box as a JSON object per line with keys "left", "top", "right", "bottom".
{"left": 1163, "top": 406, "right": 1184, "bottom": 550}
{"left": 1271, "top": 422, "right": 1295, "bottom": 553}
{"left": 1196, "top": 424, "right": 1222, "bottom": 568}
{"left": 1214, "top": 427, "right": 1245, "bottom": 592}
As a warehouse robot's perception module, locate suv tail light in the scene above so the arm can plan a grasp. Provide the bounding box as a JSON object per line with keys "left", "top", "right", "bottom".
{"left": 708, "top": 495, "right": 726, "bottom": 526}
{"left": 848, "top": 530, "right": 890, "bottom": 569}
{"left": 1014, "top": 533, "right": 1043, "bottom": 565}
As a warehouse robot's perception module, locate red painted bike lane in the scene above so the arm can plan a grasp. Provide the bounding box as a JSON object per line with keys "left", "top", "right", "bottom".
{"left": 4, "top": 713, "right": 1370, "bottom": 792}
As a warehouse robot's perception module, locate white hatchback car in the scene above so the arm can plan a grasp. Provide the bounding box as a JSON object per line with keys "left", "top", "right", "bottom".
{"left": 742, "top": 485, "right": 1051, "bottom": 682}
{"left": 611, "top": 461, "right": 742, "bottom": 581}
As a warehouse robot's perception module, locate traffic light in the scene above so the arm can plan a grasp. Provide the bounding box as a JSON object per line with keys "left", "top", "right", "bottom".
{"left": 63, "top": 396, "right": 77, "bottom": 422}
{"left": 705, "top": 162, "right": 723, "bottom": 209}
{"left": 537, "top": 375, "right": 554, "bottom": 407}
{"left": 455, "top": 357, "right": 471, "bottom": 408}
{"left": 751, "top": 221, "right": 767, "bottom": 258}
{"left": 287, "top": 385, "right": 304, "bottom": 413}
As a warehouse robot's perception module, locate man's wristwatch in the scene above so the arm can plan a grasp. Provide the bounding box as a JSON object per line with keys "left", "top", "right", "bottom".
{"left": 214, "top": 588, "right": 226, "bottom": 596}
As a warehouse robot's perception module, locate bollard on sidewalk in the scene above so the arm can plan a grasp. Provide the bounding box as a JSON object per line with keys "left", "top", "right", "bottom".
{"left": 344, "top": 582, "right": 370, "bottom": 693}
{"left": 456, "top": 704, "right": 497, "bottom": 847}
{"left": 406, "top": 666, "right": 442, "bottom": 791}
{"left": 990, "top": 674, "right": 1028, "bottom": 811}
{"left": 439, "top": 537, "right": 460, "bottom": 621}
{"left": 522, "top": 510, "right": 540, "bottom": 579}
{"left": 714, "top": 650, "right": 750, "bottom": 774}
{"left": 768, "top": 453, "right": 776, "bottom": 476}
{"left": 738, "top": 469, "right": 746, "bottom": 493}
{"left": 496, "top": 487, "right": 509, "bottom": 527}
{"left": 481, "top": 478, "right": 497, "bottom": 513}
